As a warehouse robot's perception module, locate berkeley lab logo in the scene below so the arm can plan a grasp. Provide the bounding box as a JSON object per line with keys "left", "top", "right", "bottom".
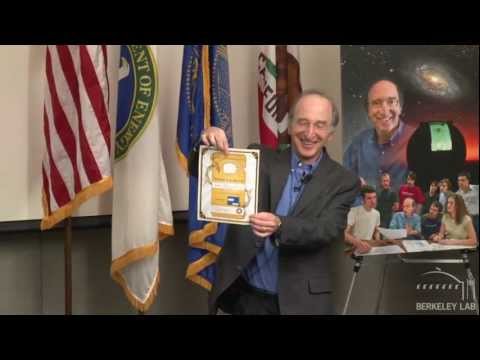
{"left": 415, "top": 267, "right": 477, "bottom": 313}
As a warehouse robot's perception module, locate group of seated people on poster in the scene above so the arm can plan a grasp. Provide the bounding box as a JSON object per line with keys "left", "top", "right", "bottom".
{"left": 345, "top": 170, "right": 479, "bottom": 254}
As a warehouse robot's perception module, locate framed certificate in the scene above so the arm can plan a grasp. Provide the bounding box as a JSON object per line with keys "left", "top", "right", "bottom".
{"left": 197, "top": 145, "right": 260, "bottom": 225}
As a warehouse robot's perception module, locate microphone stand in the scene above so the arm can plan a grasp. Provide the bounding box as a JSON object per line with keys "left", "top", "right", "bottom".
{"left": 342, "top": 254, "right": 364, "bottom": 315}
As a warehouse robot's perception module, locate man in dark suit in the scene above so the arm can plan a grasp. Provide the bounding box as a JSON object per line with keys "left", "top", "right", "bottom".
{"left": 197, "top": 90, "right": 360, "bottom": 315}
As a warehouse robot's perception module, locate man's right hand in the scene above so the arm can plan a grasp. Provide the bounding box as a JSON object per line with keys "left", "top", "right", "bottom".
{"left": 201, "top": 126, "right": 229, "bottom": 153}
{"left": 355, "top": 239, "right": 372, "bottom": 254}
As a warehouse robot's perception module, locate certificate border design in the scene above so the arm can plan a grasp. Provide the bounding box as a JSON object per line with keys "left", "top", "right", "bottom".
{"left": 197, "top": 146, "right": 260, "bottom": 225}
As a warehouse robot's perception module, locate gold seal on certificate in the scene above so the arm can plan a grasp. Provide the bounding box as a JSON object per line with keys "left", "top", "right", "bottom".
{"left": 198, "top": 145, "right": 260, "bottom": 225}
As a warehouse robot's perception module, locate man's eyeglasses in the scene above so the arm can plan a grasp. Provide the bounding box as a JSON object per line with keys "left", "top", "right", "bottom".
{"left": 296, "top": 119, "right": 332, "bottom": 131}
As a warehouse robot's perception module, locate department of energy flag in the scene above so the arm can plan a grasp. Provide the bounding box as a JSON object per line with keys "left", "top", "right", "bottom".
{"left": 111, "top": 45, "right": 174, "bottom": 311}
{"left": 258, "top": 45, "right": 302, "bottom": 149}
{"left": 177, "top": 45, "right": 233, "bottom": 291}
{"left": 41, "top": 45, "right": 112, "bottom": 230}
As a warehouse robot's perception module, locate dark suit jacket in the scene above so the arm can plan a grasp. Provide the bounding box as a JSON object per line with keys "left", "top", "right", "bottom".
{"left": 197, "top": 144, "right": 360, "bottom": 315}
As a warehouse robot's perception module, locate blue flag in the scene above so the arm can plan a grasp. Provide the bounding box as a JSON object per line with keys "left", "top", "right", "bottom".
{"left": 177, "top": 45, "right": 233, "bottom": 291}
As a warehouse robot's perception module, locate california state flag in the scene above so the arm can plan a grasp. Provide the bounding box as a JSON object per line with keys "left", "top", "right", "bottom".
{"left": 258, "top": 45, "right": 302, "bottom": 149}
{"left": 111, "top": 45, "right": 174, "bottom": 312}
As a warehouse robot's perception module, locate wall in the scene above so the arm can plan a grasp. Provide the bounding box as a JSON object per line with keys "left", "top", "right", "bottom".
{"left": 1, "top": 222, "right": 477, "bottom": 314}
{"left": 0, "top": 45, "right": 342, "bottom": 221}
{"left": 0, "top": 45, "right": 344, "bottom": 314}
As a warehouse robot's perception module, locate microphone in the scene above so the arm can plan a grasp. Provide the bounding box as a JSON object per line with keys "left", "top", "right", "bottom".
{"left": 302, "top": 173, "right": 313, "bottom": 184}
{"left": 293, "top": 173, "right": 313, "bottom": 192}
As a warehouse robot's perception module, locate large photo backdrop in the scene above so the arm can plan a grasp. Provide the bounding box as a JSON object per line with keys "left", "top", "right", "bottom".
{"left": 341, "top": 45, "right": 478, "bottom": 191}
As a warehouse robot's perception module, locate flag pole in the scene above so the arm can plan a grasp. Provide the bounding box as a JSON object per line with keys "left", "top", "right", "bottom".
{"left": 64, "top": 217, "right": 73, "bottom": 315}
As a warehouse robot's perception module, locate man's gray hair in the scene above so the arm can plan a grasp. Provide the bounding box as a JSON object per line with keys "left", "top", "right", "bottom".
{"left": 288, "top": 89, "right": 340, "bottom": 128}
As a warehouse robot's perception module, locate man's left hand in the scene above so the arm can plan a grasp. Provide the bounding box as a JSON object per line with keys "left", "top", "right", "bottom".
{"left": 250, "top": 212, "right": 281, "bottom": 238}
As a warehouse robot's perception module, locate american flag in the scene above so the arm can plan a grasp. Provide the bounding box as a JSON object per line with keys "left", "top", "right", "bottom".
{"left": 41, "top": 45, "right": 112, "bottom": 230}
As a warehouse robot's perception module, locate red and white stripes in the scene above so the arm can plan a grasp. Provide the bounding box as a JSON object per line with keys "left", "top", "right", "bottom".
{"left": 41, "top": 45, "right": 112, "bottom": 230}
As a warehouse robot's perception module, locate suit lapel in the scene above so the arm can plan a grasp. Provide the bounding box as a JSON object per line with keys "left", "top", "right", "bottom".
{"left": 269, "top": 149, "right": 291, "bottom": 211}
{"left": 291, "top": 150, "right": 336, "bottom": 216}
